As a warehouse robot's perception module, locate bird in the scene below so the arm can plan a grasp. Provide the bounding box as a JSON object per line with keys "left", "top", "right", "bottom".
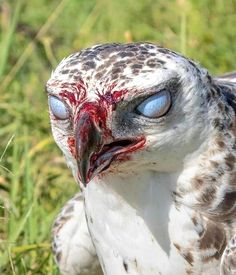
{"left": 46, "top": 42, "right": 236, "bottom": 275}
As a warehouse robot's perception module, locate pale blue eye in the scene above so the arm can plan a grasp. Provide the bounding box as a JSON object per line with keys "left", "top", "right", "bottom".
{"left": 136, "top": 90, "right": 171, "bottom": 118}
{"left": 49, "top": 96, "right": 69, "bottom": 120}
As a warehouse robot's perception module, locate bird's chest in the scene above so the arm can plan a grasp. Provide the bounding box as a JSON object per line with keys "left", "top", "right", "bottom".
{"left": 83, "top": 180, "right": 222, "bottom": 275}
{"left": 84, "top": 181, "right": 168, "bottom": 275}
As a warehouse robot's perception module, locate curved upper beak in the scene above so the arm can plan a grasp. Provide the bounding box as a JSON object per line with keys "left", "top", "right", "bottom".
{"left": 75, "top": 111, "right": 103, "bottom": 186}
{"left": 74, "top": 106, "right": 145, "bottom": 187}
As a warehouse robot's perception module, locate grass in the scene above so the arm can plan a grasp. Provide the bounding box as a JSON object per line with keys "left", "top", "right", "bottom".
{"left": 0, "top": 0, "right": 236, "bottom": 273}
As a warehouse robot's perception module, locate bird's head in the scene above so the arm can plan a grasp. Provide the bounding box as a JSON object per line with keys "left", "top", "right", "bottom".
{"left": 46, "top": 43, "right": 214, "bottom": 189}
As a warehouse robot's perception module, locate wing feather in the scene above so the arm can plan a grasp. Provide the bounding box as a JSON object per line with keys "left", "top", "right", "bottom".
{"left": 52, "top": 193, "right": 102, "bottom": 275}
{"left": 221, "top": 236, "right": 236, "bottom": 275}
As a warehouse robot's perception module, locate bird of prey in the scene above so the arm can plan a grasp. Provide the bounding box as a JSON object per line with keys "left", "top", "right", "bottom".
{"left": 46, "top": 43, "right": 236, "bottom": 275}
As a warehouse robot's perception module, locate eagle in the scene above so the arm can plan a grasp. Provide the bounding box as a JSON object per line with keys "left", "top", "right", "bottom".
{"left": 46, "top": 43, "right": 236, "bottom": 275}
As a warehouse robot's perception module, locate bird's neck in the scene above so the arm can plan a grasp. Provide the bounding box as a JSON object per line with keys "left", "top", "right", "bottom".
{"left": 95, "top": 170, "right": 180, "bottom": 251}
{"left": 103, "top": 170, "right": 178, "bottom": 208}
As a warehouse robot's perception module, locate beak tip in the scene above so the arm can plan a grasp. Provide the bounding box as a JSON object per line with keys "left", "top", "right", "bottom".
{"left": 78, "top": 169, "right": 88, "bottom": 188}
{"left": 81, "top": 180, "right": 87, "bottom": 188}
{"left": 75, "top": 111, "right": 104, "bottom": 187}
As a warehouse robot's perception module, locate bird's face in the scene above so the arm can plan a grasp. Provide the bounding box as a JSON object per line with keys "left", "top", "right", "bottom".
{"left": 46, "top": 43, "right": 211, "bottom": 188}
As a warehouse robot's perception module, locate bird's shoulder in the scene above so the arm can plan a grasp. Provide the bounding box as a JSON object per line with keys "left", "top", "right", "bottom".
{"left": 221, "top": 235, "right": 236, "bottom": 275}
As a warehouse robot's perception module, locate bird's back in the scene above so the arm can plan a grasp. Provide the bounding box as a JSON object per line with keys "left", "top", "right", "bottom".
{"left": 215, "top": 72, "right": 236, "bottom": 114}
{"left": 217, "top": 71, "right": 236, "bottom": 83}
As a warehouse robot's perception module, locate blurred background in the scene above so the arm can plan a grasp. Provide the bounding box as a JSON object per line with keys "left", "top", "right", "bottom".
{"left": 0, "top": 0, "right": 235, "bottom": 273}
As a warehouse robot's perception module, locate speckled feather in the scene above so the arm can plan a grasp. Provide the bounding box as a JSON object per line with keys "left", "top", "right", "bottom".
{"left": 47, "top": 43, "right": 236, "bottom": 275}
{"left": 52, "top": 193, "right": 102, "bottom": 275}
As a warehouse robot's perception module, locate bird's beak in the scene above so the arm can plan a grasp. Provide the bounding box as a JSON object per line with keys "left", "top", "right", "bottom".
{"left": 75, "top": 107, "right": 146, "bottom": 187}
{"left": 75, "top": 111, "right": 103, "bottom": 186}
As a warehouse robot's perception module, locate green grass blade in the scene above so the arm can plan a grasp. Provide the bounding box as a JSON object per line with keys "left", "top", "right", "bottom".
{"left": 0, "top": 0, "right": 24, "bottom": 78}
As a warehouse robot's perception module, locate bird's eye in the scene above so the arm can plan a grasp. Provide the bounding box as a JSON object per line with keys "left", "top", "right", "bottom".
{"left": 49, "top": 96, "right": 69, "bottom": 120}
{"left": 136, "top": 90, "right": 171, "bottom": 118}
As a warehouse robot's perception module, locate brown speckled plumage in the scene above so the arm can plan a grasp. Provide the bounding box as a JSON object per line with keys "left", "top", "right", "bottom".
{"left": 47, "top": 43, "right": 236, "bottom": 275}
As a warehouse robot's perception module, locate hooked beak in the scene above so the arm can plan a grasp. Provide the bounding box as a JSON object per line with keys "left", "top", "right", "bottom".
{"left": 75, "top": 112, "right": 145, "bottom": 187}
{"left": 75, "top": 112, "right": 102, "bottom": 186}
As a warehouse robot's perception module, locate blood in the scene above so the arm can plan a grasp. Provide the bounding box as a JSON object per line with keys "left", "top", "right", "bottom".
{"left": 60, "top": 81, "right": 144, "bottom": 184}
{"left": 87, "top": 136, "right": 146, "bottom": 182}
{"left": 97, "top": 88, "right": 128, "bottom": 111}
{"left": 67, "top": 137, "right": 76, "bottom": 158}
{"left": 116, "top": 137, "right": 146, "bottom": 160}
{"left": 74, "top": 84, "right": 128, "bottom": 141}
{"left": 59, "top": 81, "right": 87, "bottom": 105}
{"left": 77, "top": 102, "right": 110, "bottom": 138}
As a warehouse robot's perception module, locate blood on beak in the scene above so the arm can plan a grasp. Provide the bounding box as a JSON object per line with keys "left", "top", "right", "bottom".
{"left": 75, "top": 111, "right": 103, "bottom": 186}
{"left": 75, "top": 105, "right": 146, "bottom": 187}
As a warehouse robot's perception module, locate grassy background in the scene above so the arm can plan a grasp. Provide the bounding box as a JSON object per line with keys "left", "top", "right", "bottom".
{"left": 0, "top": 0, "right": 235, "bottom": 274}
